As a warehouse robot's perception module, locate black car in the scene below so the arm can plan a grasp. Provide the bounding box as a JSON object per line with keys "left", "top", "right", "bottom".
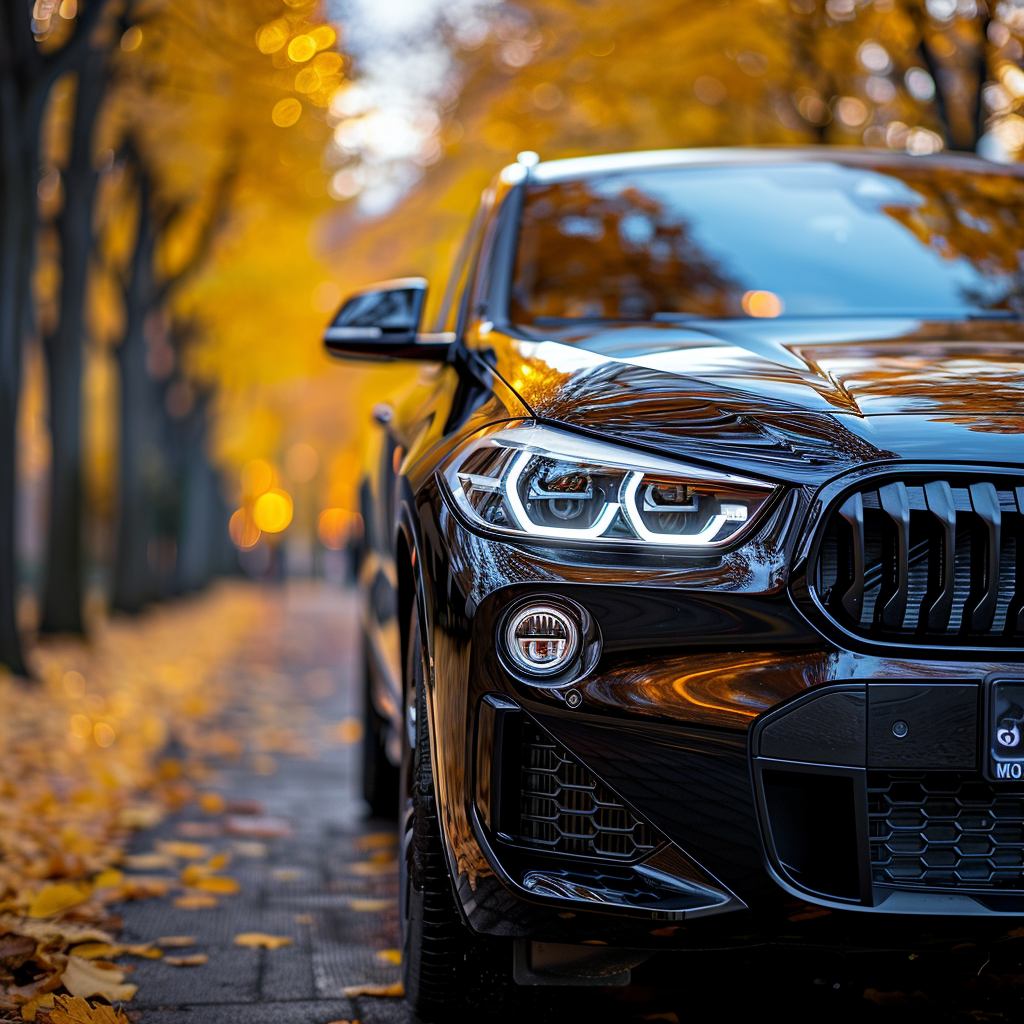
{"left": 326, "top": 147, "right": 1024, "bottom": 1019}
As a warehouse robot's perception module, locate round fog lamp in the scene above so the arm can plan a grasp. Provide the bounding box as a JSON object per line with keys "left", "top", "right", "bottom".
{"left": 504, "top": 605, "right": 580, "bottom": 677}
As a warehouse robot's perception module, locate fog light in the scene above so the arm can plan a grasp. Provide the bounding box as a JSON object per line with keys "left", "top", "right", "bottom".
{"left": 504, "top": 604, "right": 580, "bottom": 677}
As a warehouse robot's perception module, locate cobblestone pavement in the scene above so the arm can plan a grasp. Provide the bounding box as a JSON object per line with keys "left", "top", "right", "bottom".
{"left": 111, "top": 583, "right": 1024, "bottom": 1024}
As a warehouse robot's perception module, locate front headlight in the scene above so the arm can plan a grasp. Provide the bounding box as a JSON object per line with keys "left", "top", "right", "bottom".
{"left": 441, "top": 423, "right": 777, "bottom": 548}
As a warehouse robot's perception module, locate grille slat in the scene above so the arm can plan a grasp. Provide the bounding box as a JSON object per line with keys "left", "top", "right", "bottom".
{"left": 923, "top": 480, "right": 956, "bottom": 633}
{"left": 869, "top": 772, "right": 1024, "bottom": 890}
{"left": 515, "top": 723, "right": 656, "bottom": 862}
{"left": 877, "top": 481, "right": 911, "bottom": 630}
{"left": 814, "top": 473, "right": 1024, "bottom": 649}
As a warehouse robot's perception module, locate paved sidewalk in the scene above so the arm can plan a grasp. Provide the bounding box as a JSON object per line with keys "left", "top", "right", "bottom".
{"left": 116, "top": 584, "right": 408, "bottom": 1024}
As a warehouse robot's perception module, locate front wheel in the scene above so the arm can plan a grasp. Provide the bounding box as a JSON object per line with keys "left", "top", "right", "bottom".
{"left": 399, "top": 604, "right": 483, "bottom": 1019}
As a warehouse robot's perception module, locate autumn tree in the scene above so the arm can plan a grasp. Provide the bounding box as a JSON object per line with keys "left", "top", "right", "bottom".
{"left": 0, "top": 0, "right": 112, "bottom": 672}
{"left": 39, "top": 6, "right": 120, "bottom": 635}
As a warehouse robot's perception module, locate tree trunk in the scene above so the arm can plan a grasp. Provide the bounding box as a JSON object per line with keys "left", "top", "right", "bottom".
{"left": 0, "top": 71, "right": 29, "bottom": 675}
{"left": 112, "top": 171, "right": 159, "bottom": 613}
{"left": 40, "top": 52, "right": 107, "bottom": 634}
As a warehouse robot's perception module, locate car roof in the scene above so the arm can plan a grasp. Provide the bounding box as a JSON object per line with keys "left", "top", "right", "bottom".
{"left": 525, "top": 145, "right": 1022, "bottom": 184}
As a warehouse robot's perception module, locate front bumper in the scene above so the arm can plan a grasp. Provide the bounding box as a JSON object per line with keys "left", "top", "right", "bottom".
{"left": 416, "top": 478, "right": 1024, "bottom": 953}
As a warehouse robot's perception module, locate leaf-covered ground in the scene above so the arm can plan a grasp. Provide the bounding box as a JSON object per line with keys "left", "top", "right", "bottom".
{"left": 0, "top": 582, "right": 380, "bottom": 1023}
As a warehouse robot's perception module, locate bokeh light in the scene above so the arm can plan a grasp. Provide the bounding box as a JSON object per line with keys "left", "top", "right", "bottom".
{"left": 272, "top": 98, "right": 303, "bottom": 127}
{"left": 741, "top": 290, "right": 784, "bottom": 319}
{"left": 120, "top": 25, "right": 142, "bottom": 51}
{"left": 318, "top": 508, "right": 357, "bottom": 550}
{"left": 287, "top": 35, "right": 316, "bottom": 63}
{"left": 253, "top": 489, "right": 294, "bottom": 533}
{"left": 229, "top": 508, "right": 262, "bottom": 549}
{"left": 256, "top": 19, "right": 288, "bottom": 54}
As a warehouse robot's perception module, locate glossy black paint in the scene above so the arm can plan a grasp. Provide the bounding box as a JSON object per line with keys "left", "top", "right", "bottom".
{"left": 337, "top": 148, "right": 1024, "bottom": 961}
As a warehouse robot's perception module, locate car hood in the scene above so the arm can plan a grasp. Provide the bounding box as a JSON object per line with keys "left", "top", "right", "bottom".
{"left": 495, "top": 317, "right": 1024, "bottom": 483}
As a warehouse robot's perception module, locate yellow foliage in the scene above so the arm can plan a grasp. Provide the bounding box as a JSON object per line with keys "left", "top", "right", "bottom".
{"left": 27, "top": 882, "right": 91, "bottom": 918}
{"left": 234, "top": 932, "right": 293, "bottom": 949}
{"left": 61, "top": 957, "right": 137, "bottom": 1003}
{"left": 48, "top": 995, "right": 130, "bottom": 1024}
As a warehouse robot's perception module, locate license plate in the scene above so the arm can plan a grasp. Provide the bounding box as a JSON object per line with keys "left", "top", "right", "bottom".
{"left": 986, "top": 679, "right": 1024, "bottom": 782}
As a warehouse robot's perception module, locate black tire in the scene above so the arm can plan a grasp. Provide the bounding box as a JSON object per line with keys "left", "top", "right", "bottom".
{"left": 361, "top": 642, "right": 399, "bottom": 819}
{"left": 400, "top": 605, "right": 479, "bottom": 1020}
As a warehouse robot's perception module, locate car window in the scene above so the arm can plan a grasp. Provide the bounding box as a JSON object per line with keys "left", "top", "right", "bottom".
{"left": 509, "top": 162, "right": 1024, "bottom": 325}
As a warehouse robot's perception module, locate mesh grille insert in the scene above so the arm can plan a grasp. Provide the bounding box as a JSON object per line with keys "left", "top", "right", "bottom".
{"left": 517, "top": 723, "right": 656, "bottom": 862}
{"left": 811, "top": 476, "right": 1024, "bottom": 649}
{"left": 868, "top": 771, "right": 1024, "bottom": 890}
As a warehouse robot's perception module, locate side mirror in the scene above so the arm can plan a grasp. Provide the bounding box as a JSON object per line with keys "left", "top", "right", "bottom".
{"left": 323, "top": 278, "right": 453, "bottom": 361}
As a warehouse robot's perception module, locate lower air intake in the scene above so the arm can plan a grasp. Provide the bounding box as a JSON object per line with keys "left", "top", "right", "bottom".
{"left": 517, "top": 723, "right": 656, "bottom": 862}
{"left": 868, "top": 771, "right": 1024, "bottom": 890}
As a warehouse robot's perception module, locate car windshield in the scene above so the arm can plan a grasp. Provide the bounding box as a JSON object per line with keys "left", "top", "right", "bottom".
{"left": 509, "top": 161, "right": 1024, "bottom": 326}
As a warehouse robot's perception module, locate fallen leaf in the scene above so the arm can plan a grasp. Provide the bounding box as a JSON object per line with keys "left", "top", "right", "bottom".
{"left": 164, "top": 954, "right": 208, "bottom": 966}
{"left": 348, "top": 898, "right": 395, "bottom": 912}
{"left": 118, "top": 804, "right": 164, "bottom": 830}
{"left": 19, "top": 990, "right": 54, "bottom": 1021}
{"left": 334, "top": 718, "right": 363, "bottom": 744}
{"left": 0, "top": 934, "right": 37, "bottom": 961}
{"left": 49, "top": 994, "right": 130, "bottom": 1023}
{"left": 649, "top": 926, "right": 681, "bottom": 937}
{"left": 231, "top": 841, "right": 267, "bottom": 858}
{"left": 224, "top": 799, "right": 265, "bottom": 815}
{"left": 198, "top": 792, "right": 226, "bottom": 814}
{"left": 117, "top": 876, "right": 174, "bottom": 900}
{"left": 157, "top": 936, "right": 196, "bottom": 947}
{"left": 193, "top": 876, "right": 239, "bottom": 895}
{"left": 224, "top": 816, "right": 292, "bottom": 838}
{"left": 68, "top": 943, "right": 120, "bottom": 960}
{"left": 127, "top": 945, "right": 162, "bottom": 959}
{"left": 172, "top": 894, "right": 218, "bottom": 910}
{"left": 353, "top": 833, "right": 398, "bottom": 851}
{"left": 348, "top": 861, "right": 395, "bottom": 876}
{"left": 638, "top": 1015, "right": 680, "bottom": 1023}
{"left": 293, "top": 914, "right": 313, "bottom": 924}
{"left": 28, "top": 883, "right": 91, "bottom": 919}
{"left": 234, "top": 933, "right": 292, "bottom": 949}
{"left": 342, "top": 981, "right": 404, "bottom": 998}
{"left": 14, "top": 920, "right": 115, "bottom": 946}
{"left": 375, "top": 949, "right": 401, "bottom": 965}
{"left": 61, "top": 956, "right": 137, "bottom": 1003}
{"left": 92, "top": 870, "right": 123, "bottom": 890}
{"left": 121, "top": 853, "right": 174, "bottom": 871}
{"left": 204, "top": 852, "right": 231, "bottom": 871}
{"left": 271, "top": 868, "right": 301, "bottom": 881}
{"left": 156, "top": 841, "right": 209, "bottom": 860}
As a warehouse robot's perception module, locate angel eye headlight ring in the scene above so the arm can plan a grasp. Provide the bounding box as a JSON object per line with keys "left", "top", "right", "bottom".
{"left": 442, "top": 422, "right": 778, "bottom": 550}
